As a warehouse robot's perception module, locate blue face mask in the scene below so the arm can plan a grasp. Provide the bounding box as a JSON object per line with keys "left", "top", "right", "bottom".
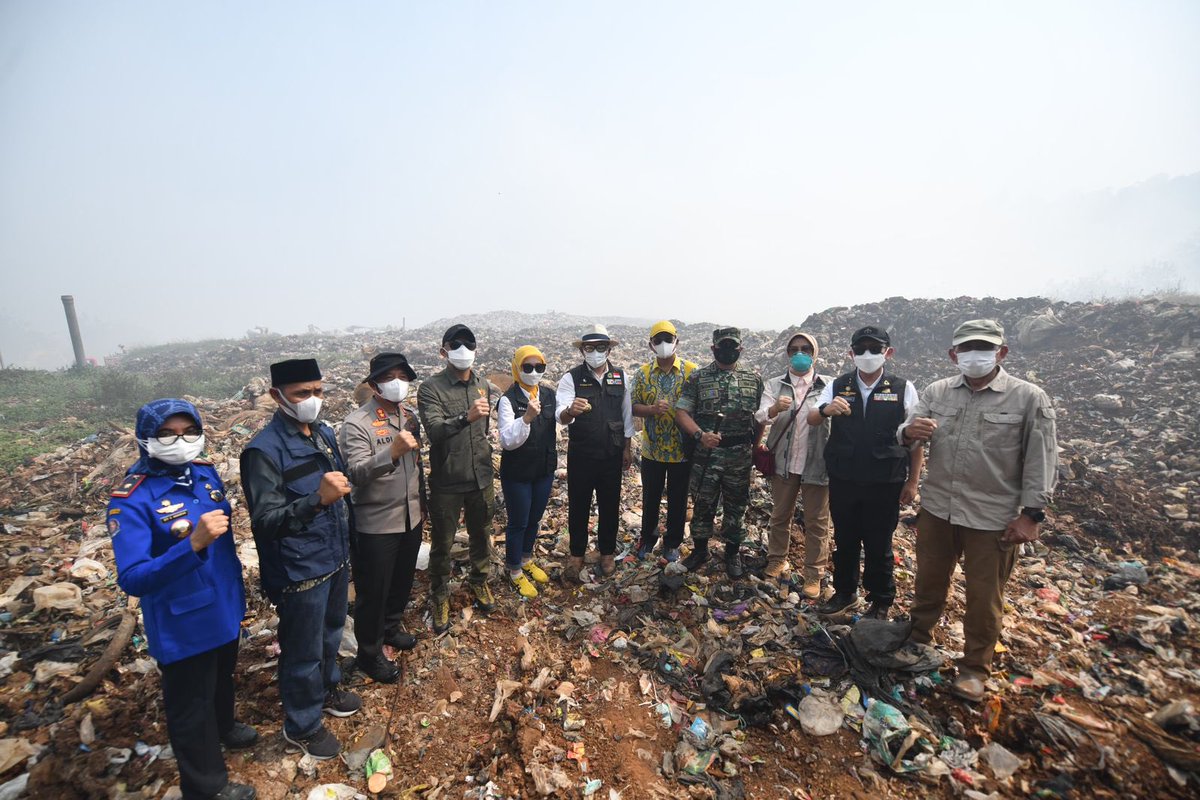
{"left": 790, "top": 352, "right": 814, "bottom": 373}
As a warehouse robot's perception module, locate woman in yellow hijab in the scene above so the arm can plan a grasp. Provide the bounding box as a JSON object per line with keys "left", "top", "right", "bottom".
{"left": 496, "top": 346, "right": 558, "bottom": 597}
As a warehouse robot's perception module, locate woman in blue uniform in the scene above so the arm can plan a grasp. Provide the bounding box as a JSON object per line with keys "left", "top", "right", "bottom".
{"left": 107, "top": 399, "right": 255, "bottom": 800}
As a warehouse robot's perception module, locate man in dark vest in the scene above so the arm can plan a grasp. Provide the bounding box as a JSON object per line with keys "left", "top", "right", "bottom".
{"left": 674, "top": 327, "right": 764, "bottom": 579}
{"left": 241, "top": 359, "right": 360, "bottom": 761}
{"left": 555, "top": 325, "right": 635, "bottom": 581}
{"left": 808, "top": 327, "right": 922, "bottom": 619}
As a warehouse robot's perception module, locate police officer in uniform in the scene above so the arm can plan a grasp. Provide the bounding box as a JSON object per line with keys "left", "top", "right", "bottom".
{"left": 809, "top": 327, "right": 921, "bottom": 619}
{"left": 674, "top": 327, "right": 764, "bottom": 578}
{"left": 109, "top": 399, "right": 255, "bottom": 800}
{"left": 241, "top": 359, "right": 360, "bottom": 761}
{"left": 340, "top": 352, "right": 425, "bottom": 684}
{"left": 556, "top": 325, "right": 635, "bottom": 580}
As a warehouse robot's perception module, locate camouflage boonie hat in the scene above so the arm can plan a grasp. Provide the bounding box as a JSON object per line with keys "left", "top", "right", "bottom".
{"left": 712, "top": 327, "right": 742, "bottom": 345}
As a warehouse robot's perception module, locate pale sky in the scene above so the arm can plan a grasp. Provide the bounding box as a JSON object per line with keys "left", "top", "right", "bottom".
{"left": 2, "top": 1, "right": 1198, "bottom": 368}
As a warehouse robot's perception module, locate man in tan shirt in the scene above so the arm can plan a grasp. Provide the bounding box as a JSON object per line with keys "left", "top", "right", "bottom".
{"left": 340, "top": 352, "right": 424, "bottom": 683}
{"left": 900, "top": 319, "right": 1057, "bottom": 703}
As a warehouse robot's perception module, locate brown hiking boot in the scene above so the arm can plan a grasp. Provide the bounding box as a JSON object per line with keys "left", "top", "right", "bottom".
{"left": 763, "top": 558, "right": 788, "bottom": 580}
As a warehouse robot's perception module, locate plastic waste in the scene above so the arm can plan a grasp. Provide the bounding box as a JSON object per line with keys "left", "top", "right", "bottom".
{"left": 31, "top": 583, "right": 83, "bottom": 612}
{"left": 796, "top": 694, "right": 843, "bottom": 736}
{"left": 306, "top": 785, "right": 366, "bottom": 800}
{"left": 978, "top": 741, "right": 1022, "bottom": 780}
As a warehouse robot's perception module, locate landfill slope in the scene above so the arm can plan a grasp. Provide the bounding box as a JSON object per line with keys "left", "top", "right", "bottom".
{"left": 0, "top": 295, "right": 1197, "bottom": 799}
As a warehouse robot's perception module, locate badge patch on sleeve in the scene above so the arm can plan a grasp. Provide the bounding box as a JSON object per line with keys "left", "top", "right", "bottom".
{"left": 107, "top": 518, "right": 120, "bottom": 537}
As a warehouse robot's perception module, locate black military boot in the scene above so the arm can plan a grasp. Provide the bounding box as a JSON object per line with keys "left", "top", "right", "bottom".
{"left": 724, "top": 546, "right": 745, "bottom": 579}
{"left": 681, "top": 541, "right": 710, "bottom": 572}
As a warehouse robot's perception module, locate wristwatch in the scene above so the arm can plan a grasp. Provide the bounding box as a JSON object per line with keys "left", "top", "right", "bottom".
{"left": 818, "top": 403, "right": 830, "bottom": 418}
{"left": 457, "top": 411, "right": 470, "bottom": 426}
{"left": 1021, "top": 507, "right": 1046, "bottom": 523}
{"left": 693, "top": 429, "right": 704, "bottom": 442}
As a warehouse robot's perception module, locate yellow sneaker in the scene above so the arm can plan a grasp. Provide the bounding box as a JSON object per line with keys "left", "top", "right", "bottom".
{"left": 522, "top": 562, "right": 550, "bottom": 584}
{"left": 511, "top": 572, "right": 539, "bottom": 599}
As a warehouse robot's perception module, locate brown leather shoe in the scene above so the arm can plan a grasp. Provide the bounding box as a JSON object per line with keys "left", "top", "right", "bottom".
{"left": 950, "top": 673, "right": 986, "bottom": 703}
{"left": 564, "top": 556, "right": 586, "bottom": 584}
{"left": 599, "top": 554, "right": 616, "bottom": 576}
{"left": 801, "top": 578, "right": 821, "bottom": 599}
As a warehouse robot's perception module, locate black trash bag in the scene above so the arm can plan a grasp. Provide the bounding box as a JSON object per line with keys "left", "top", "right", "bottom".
{"left": 701, "top": 649, "right": 737, "bottom": 707}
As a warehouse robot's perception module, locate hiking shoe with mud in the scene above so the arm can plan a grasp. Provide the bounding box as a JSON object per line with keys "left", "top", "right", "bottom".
{"left": 818, "top": 592, "right": 858, "bottom": 616}
{"left": 431, "top": 595, "right": 450, "bottom": 634}
{"left": 283, "top": 724, "right": 340, "bottom": 760}
{"left": 681, "top": 543, "right": 710, "bottom": 572}
{"left": 470, "top": 581, "right": 496, "bottom": 612}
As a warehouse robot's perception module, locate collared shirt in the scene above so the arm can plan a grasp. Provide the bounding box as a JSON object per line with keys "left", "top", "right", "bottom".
{"left": 816, "top": 370, "right": 919, "bottom": 417}
{"left": 554, "top": 363, "right": 636, "bottom": 437}
{"left": 340, "top": 396, "right": 423, "bottom": 534}
{"left": 900, "top": 367, "right": 1058, "bottom": 530}
{"left": 631, "top": 356, "right": 697, "bottom": 463}
{"left": 416, "top": 367, "right": 494, "bottom": 493}
{"left": 498, "top": 386, "right": 536, "bottom": 450}
{"left": 756, "top": 369, "right": 814, "bottom": 475}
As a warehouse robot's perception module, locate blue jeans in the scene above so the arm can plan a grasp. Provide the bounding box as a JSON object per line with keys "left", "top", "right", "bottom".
{"left": 276, "top": 565, "right": 348, "bottom": 738}
{"left": 500, "top": 474, "right": 553, "bottom": 571}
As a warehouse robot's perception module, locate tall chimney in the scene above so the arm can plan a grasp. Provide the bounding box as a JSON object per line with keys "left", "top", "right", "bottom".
{"left": 61, "top": 295, "right": 87, "bottom": 368}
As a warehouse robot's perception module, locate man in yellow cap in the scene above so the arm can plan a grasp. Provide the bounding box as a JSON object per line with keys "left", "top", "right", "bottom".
{"left": 631, "top": 321, "right": 698, "bottom": 562}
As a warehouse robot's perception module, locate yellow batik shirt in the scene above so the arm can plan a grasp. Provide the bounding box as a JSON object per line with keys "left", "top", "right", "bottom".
{"left": 631, "top": 356, "right": 698, "bottom": 463}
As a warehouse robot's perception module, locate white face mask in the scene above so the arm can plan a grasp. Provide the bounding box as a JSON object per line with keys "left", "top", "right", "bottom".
{"left": 518, "top": 370, "right": 541, "bottom": 387}
{"left": 280, "top": 394, "right": 323, "bottom": 424}
{"left": 144, "top": 435, "right": 206, "bottom": 466}
{"left": 584, "top": 350, "right": 609, "bottom": 369}
{"left": 446, "top": 345, "right": 475, "bottom": 370}
{"left": 956, "top": 350, "right": 998, "bottom": 379}
{"left": 853, "top": 352, "right": 887, "bottom": 374}
{"left": 652, "top": 341, "right": 676, "bottom": 358}
{"left": 376, "top": 378, "right": 409, "bottom": 403}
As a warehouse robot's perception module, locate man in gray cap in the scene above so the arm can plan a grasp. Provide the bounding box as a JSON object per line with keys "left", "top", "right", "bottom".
{"left": 900, "top": 319, "right": 1058, "bottom": 703}
{"left": 556, "top": 325, "right": 635, "bottom": 580}
{"left": 674, "top": 327, "right": 764, "bottom": 578}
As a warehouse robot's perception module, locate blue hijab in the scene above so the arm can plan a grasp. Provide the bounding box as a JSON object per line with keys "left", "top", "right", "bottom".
{"left": 129, "top": 398, "right": 204, "bottom": 478}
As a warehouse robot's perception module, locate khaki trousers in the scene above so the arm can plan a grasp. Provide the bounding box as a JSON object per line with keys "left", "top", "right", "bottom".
{"left": 767, "top": 474, "right": 831, "bottom": 583}
{"left": 909, "top": 510, "right": 1016, "bottom": 676}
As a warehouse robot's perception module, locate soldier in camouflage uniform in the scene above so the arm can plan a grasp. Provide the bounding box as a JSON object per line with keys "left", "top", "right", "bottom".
{"left": 674, "top": 327, "right": 764, "bottom": 578}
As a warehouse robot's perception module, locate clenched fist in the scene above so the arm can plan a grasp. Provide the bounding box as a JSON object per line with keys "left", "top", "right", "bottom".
{"left": 522, "top": 396, "right": 541, "bottom": 424}
{"left": 318, "top": 471, "right": 352, "bottom": 506}
{"left": 390, "top": 430, "right": 419, "bottom": 460}
{"left": 466, "top": 397, "right": 490, "bottom": 423}
{"left": 191, "top": 510, "right": 229, "bottom": 552}
{"left": 825, "top": 397, "right": 852, "bottom": 417}
{"left": 905, "top": 417, "right": 938, "bottom": 442}
{"left": 771, "top": 396, "right": 793, "bottom": 416}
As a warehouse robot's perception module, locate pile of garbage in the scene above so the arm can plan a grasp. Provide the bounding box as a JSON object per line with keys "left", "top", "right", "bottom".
{"left": 0, "top": 296, "right": 1197, "bottom": 798}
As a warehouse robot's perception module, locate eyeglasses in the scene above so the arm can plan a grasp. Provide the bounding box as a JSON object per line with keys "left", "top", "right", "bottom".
{"left": 651, "top": 334, "right": 676, "bottom": 345}
{"left": 154, "top": 429, "right": 202, "bottom": 445}
{"left": 851, "top": 343, "right": 884, "bottom": 355}
{"left": 521, "top": 363, "right": 547, "bottom": 374}
{"left": 582, "top": 343, "right": 609, "bottom": 353}
{"left": 787, "top": 346, "right": 815, "bottom": 355}
{"left": 447, "top": 340, "right": 477, "bottom": 351}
